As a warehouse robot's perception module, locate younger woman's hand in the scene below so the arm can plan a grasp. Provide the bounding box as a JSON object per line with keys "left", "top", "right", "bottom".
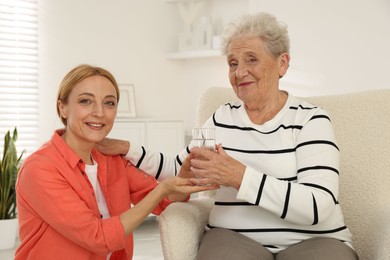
{"left": 160, "top": 176, "right": 219, "bottom": 202}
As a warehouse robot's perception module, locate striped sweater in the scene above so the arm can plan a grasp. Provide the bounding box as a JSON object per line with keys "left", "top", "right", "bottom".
{"left": 125, "top": 94, "right": 353, "bottom": 253}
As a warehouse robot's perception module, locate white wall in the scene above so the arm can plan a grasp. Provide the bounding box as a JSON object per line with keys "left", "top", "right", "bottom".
{"left": 38, "top": 0, "right": 390, "bottom": 144}
{"left": 38, "top": 0, "right": 183, "bottom": 144}
{"left": 249, "top": 0, "right": 390, "bottom": 96}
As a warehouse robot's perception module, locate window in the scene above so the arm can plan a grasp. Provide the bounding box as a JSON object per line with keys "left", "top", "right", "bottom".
{"left": 0, "top": 0, "right": 39, "bottom": 156}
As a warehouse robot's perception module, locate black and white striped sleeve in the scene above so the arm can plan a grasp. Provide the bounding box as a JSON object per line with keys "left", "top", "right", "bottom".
{"left": 124, "top": 142, "right": 190, "bottom": 181}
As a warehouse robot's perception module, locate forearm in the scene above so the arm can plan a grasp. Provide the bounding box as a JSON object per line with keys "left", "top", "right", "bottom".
{"left": 166, "top": 193, "right": 190, "bottom": 202}
{"left": 125, "top": 143, "right": 190, "bottom": 181}
{"left": 120, "top": 185, "right": 167, "bottom": 235}
{"left": 119, "top": 177, "right": 213, "bottom": 235}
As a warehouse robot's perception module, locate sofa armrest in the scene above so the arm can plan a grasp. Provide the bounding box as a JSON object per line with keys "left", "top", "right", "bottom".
{"left": 158, "top": 197, "right": 214, "bottom": 260}
{"left": 372, "top": 202, "right": 390, "bottom": 260}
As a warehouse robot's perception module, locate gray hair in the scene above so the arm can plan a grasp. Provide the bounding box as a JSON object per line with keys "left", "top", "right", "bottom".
{"left": 221, "top": 12, "right": 290, "bottom": 58}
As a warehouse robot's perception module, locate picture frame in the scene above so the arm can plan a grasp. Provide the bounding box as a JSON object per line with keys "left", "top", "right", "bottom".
{"left": 117, "top": 84, "right": 136, "bottom": 118}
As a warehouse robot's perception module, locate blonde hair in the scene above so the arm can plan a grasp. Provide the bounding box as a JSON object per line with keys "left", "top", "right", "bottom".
{"left": 221, "top": 12, "right": 290, "bottom": 58}
{"left": 56, "top": 64, "right": 119, "bottom": 126}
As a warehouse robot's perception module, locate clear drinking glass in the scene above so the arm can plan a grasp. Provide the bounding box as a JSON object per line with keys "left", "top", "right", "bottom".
{"left": 191, "top": 128, "right": 216, "bottom": 150}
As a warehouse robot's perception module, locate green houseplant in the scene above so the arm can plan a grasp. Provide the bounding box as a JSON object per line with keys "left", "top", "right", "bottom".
{"left": 0, "top": 127, "right": 25, "bottom": 249}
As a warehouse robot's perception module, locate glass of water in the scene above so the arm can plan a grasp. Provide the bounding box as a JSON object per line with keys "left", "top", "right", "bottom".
{"left": 191, "top": 128, "right": 216, "bottom": 150}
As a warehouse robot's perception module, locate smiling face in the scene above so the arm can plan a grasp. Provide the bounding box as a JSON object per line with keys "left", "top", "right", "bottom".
{"left": 58, "top": 75, "right": 118, "bottom": 150}
{"left": 227, "top": 36, "right": 289, "bottom": 108}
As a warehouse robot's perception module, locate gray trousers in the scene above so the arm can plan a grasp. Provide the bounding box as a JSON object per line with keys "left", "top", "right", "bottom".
{"left": 197, "top": 228, "right": 359, "bottom": 260}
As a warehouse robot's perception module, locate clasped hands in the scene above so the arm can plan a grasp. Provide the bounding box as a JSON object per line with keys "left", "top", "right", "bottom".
{"left": 94, "top": 138, "right": 245, "bottom": 191}
{"left": 183, "top": 144, "right": 245, "bottom": 190}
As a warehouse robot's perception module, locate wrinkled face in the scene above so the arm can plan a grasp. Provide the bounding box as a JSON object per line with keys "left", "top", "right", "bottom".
{"left": 58, "top": 75, "right": 118, "bottom": 147}
{"left": 227, "top": 36, "right": 289, "bottom": 105}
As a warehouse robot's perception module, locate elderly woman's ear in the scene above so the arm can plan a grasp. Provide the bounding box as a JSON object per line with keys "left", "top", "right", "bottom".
{"left": 278, "top": 52, "right": 290, "bottom": 78}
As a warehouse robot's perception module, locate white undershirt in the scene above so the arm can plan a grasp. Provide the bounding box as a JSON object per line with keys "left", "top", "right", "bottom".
{"left": 85, "top": 160, "right": 111, "bottom": 259}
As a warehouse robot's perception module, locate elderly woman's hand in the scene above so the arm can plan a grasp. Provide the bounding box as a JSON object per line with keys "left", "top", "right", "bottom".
{"left": 189, "top": 145, "right": 246, "bottom": 189}
{"left": 95, "top": 137, "right": 130, "bottom": 156}
{"left": 178, "top": 153, "right": 196, "bottom": 179}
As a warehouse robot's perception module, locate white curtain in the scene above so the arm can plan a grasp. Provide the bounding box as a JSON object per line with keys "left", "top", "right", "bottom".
{"left": 0, "top": 0, "right": 39, "bottom": 156}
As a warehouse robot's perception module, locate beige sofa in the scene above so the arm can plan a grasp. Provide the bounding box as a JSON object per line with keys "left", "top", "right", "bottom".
{"left": 158, "top": 87, "right": 390, "bottom": 260}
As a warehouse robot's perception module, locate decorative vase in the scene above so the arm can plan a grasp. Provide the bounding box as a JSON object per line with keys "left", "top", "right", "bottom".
{"left": 0, "top": 218, "right": 18, "bottom": 250}
{"left": 195, "top": 16, "right": 213, "bottom": 50}
{"left": 179, "top": 25, "right": 196, "bottom": 51}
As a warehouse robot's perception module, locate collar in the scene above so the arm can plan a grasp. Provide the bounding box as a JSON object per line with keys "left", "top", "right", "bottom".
{"left": 51, "top": 129, "right": 106, "bottom": 169}
{"left": 51, "top": 129, "right": 83, "bottom": 169}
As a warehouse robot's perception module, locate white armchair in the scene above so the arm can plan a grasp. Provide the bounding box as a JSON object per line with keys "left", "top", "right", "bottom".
{"left": 158, "top": 87, "right": 390, "bottom": 260}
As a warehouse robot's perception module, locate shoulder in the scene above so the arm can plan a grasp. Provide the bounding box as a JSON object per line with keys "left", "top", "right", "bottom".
{"left": 207, "top": 100, "right": 245, "bottom": 127}
{"left": 288, "top": 95, "right": 331, "bottom": 124}
{"left": 21, "top": 141, "right": 59, "bottom": 170}
{"left": 213, "top": 100, "right": 243, "bottom": 119}
{"left": 94, "top": 150, "right": 130, "bottom": 168}
{"left": 94, "top": 151, "right": 140, "bottom": 179}
{"left": 17, "top": 147, "right": 66, "bottom": 191}
{"left": 216, "top": 101, "right": 243, "bottom": 112}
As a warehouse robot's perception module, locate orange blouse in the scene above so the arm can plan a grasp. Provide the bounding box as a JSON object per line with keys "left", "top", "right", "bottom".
{"left": 15, "top": 130, "right": 172, "bottom": 260}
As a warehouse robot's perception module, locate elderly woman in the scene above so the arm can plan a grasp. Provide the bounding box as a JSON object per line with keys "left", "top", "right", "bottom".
{"left": 15, "top": 64, "right": 216, "bottom": 260}
{"left": 97, "top": 13, "right": 358, "bottom": 260}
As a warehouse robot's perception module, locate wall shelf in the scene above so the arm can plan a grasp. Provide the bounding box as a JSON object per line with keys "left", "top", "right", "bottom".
{"left": 166, "top": 49, "right": 222, "bottom": 60}
{"left": 165, "top": 0, "right": 205, "bottom": 3}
